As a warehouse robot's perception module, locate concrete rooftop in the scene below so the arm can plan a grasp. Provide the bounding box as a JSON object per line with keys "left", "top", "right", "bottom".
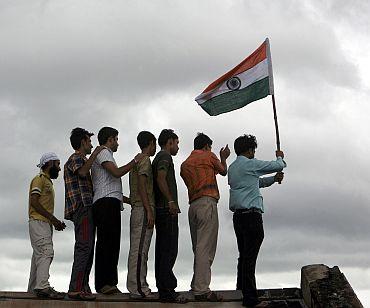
{"left": 0, "top": 289, "right": 307, "bottom": 307}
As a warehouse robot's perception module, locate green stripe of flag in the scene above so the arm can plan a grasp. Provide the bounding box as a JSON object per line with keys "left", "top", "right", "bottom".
{"left": 200, "top": 77, "right": 270, "bottom": 116}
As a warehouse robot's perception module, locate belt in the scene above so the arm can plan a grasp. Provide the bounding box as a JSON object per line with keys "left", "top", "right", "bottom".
{"left": 235, "top": 208, "right": 262, "bottom": 214}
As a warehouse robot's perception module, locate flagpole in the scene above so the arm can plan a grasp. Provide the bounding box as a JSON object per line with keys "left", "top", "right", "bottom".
{"left": 271, "top": 93, "right": 282, "bottom": 184}
{"left": 271, "top": 94, "right": 280, "bottom": 151}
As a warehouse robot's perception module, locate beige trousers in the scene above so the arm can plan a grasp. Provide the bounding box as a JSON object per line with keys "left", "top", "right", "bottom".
{"left": 189, "top": 196, "right": 219, "bottom": 295}
{"left": 27, "top": 219, "right": 54, "bottom": 292}
{"left": 127, "top": 205, "right": 154, "bottom": 296}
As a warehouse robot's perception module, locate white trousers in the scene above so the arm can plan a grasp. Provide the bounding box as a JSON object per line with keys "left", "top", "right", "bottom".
{"left": 27, "top": 219, "right": 54, "bottom": 292}
{"left": 127, "top": 205, "right": 154, "bottom": 296}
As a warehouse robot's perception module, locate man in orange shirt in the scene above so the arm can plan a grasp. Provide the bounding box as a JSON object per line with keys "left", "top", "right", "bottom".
{"left": 180, "top": 133, "right": 230, "bottom": 301}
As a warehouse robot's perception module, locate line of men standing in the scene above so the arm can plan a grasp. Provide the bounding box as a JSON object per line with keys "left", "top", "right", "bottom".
{"left": 27, "top": 126, "right": 286, "bottom": 307}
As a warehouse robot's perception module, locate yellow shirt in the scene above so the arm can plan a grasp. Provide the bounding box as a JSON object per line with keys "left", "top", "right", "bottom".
{"left": 129, "top": 156, "right": 155, "bottom": 207}
{"left": 29, "top": 172, "right": 55, "bottom": 223}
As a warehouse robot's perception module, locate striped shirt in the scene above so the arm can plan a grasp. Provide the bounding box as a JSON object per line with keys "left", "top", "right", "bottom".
{"left": 91, "top": 148, "right": 123, "bottom": 204}
{"left": 180, "top": 150, "right": 225, "bottom": 203}
{"left": 64, "top": 152, "right": 93, "bottom": 220}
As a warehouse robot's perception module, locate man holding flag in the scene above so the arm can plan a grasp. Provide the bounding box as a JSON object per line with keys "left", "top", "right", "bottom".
{"left": 195, "top": 38, "right": 285, "bottom": 307}
{"left": 228, "top": 135, "right": 286, "bottom": 307}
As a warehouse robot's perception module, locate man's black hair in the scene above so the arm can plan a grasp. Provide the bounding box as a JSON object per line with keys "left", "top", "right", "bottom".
{"left": 158, "top": 129, "right": 178, "bottom": 147}
{"left": 41, "top": 161, "right": 50, "bottom": 172}
{"left": 70, "top": 127, "right": 94, "bottom": 150}
{"left": 137, "top": 131, "right": 156, "bottom": 150}
{"left": 194, "top": 133, "right": 213, "bottom": 150}
{"left": 234, "top": 134, "right": 258, "bottom": 156}
{"left": 98, "top": 127, "right": 119, "bottom": 145}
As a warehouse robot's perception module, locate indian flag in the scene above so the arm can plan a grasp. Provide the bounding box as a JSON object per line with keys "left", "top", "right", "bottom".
{"left": 195, "top": 38, "right": 274, "bottom": 116}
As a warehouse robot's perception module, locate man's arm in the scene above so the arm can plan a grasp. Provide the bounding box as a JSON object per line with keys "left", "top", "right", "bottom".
{"left": 259, "top": 172, "right": 285, "bottom": 188}
{"left": 77, "top": 146, "right": 104, "bottom": 177}
{"left": 255, "top": 151, "right": 286, "bottom": 176}
{"left": 102, "top": 160, "right": 136, "bottom": 178}
{"left": 218, "top": 145, "right": 230, "bottom": 176}
{"left": 30, "top": 194, "right": 66, "bottom": 231}
{"left": 138, "top": 175, "right": 154, "bottom": 228}
{"left": 157, "top": 169, "right": 179, "bottom": 215}
{"left": 101, "top": 152, "right": 145, "bottom": 178}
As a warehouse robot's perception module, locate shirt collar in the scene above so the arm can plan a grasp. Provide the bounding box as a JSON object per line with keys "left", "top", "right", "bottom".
{"left": 74, "top": 151, "right": 87, "bottom": 161}
{"left": 40, "top": 171, "right": 52, "bottom": 182}
{"left": 191, "top": 149, "right": 209, "bottom": 155}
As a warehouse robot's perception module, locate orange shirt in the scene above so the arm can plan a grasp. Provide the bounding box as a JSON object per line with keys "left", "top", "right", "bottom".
{"left": 180, "top": 150, "right": 225, "bottom": 203}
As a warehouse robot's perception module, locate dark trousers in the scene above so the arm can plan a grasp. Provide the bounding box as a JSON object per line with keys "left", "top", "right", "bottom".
{"left": 155, "top": 208, "right": 178, "bottom": 298}
{"left": 233, "top": 211, "right": 264, "bottom": 304}
{"left": 92, "top": 197, "right": 121, "bottom": 292}
{"left": 69, "top": 205, "right": 95, "bottom": 293}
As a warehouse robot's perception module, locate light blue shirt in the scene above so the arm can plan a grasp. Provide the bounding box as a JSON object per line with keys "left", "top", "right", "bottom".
{"left": 228, "top": 155, "right": 286, "bottom": 213}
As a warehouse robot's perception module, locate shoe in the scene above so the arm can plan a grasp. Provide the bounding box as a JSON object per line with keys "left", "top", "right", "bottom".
{"left": 35, "top": 287, "right": 65, "bottom": 300}
{"left": 194, "top": 291, "right": 223, "bottom": 302}
{"left": 111, "top": 286, "right": 122, "bottom": 294}
{"left": 243, "top": 297, "right": 261, "bottom": 307}
{"left": 130, "top": 292, "right": 157, "bottom": 300}
{"left": 98, "top": 285, "right": 118, "bottom": 295}
{"left": 143, "top": 292, "right": 156, "bottom": 299}
{"left": 160, "top": 292, "right": 188, "bottom": 304}
{"left": 68, "top": 291, "right": 96, "bottom": 301}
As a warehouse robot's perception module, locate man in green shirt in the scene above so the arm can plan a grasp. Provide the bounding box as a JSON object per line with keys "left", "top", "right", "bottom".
{"left": 127, "top": 131, "right": 156, "bottom": 299}
{"left": 152, "top": 129, "right": 186, "bottom": 303}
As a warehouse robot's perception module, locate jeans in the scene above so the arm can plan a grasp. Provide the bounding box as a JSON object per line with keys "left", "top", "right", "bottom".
{"left": 233, "top": 211, "right": 264, "bottom": 304}
{"left": 155, "top": 207, "right": 178, "bottom": 298}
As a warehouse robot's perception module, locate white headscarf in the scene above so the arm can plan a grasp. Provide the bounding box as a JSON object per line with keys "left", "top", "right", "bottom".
{"left": 37, "top": 152, "right": 60, "bottom": 168}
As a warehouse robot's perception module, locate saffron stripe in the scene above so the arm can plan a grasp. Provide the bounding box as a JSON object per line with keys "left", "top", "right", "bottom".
{"left": 202, "top": 40, "right": 267, "bottom": 93}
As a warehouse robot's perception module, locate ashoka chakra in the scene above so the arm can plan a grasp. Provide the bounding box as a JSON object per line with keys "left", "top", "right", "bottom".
{"left": 226, "top": 77, "right": 241, "bottom": 90}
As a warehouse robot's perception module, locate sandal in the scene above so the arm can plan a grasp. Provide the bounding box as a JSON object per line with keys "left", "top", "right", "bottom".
{"left": 195, "top": 291, "right": 223, "bottom": 302}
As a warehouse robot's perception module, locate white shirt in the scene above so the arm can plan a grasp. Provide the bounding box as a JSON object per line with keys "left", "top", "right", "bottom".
{"left": 92, "top": 148, "right": 123, "bottom": 205}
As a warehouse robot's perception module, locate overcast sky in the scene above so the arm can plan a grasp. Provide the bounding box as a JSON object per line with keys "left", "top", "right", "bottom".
{"left": 1, "top": 0, "right": 370, "bottom": 305}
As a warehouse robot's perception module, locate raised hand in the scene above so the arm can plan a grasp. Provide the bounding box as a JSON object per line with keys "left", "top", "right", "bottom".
{"left": 275, "top": 150, "right": 284, "bottom": 159}
{"left": 220, "top": 144, "right": 231, "bottom": 160}
{"left": 92, "top": 145, "right": 105, "bottom": 157}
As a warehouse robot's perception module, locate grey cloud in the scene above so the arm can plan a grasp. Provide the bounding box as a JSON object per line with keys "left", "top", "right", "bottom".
{"left": 0, "top": 0, "right": 359, "bottom": 109}
{"left": 0, "top": 1, "right": 369, "bottom": 301}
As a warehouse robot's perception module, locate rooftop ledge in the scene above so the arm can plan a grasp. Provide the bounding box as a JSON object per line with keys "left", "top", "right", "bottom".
{"left": 0, "top": 265, "right": 364, "bottom": 307}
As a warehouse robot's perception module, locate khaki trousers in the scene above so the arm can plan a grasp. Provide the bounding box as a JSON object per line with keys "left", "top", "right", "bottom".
{"left": 127, "top": 205, "right": 154, "bottom": 296}
{"left": 27, "top": 219, "right": 54, "bottom": 292}
{"left": 188, "top": 196, "right": 218, "bottom": 295}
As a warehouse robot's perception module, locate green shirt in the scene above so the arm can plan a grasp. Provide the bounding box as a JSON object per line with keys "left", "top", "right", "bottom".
{"left": 152, "top": 150, "right": 178, "bottom": 208}
{"left": 129, "top": 156, "right": 155, "bottom": 206}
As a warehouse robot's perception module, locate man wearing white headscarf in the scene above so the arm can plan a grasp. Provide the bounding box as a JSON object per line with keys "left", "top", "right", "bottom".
{"left": 27, "top": 152, "right": 66, "bottom": 299}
